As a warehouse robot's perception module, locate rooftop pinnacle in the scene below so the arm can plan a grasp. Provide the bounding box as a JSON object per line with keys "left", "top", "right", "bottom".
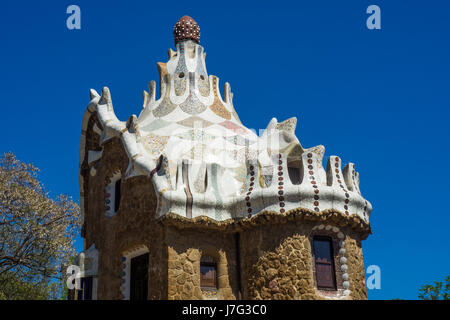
{"left": 173, "top": 16, "right": 200, "bottom": 45}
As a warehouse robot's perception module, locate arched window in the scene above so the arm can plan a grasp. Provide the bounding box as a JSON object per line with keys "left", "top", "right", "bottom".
{"left": 313, "top": 236, "right": 337, "bottom": 290}
{"left": 200, "top": 255, "right": 217, "bottom": 291}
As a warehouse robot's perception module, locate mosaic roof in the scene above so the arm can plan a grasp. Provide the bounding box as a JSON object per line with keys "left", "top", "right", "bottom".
{"left": 79, "top": 17, "right": 372, "bottom": 224}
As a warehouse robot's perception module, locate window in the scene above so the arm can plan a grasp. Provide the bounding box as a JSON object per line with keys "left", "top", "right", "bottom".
{"left": 106, "top": 172, "right": 121, "bottom": 217}
{"left": 130, "top": 253, "right": 149, "bottom": 300}
{"left": 288, "top": 167, "right": 301, "bottom": 185}
{"left": 75, "top": 276, "right": 93, "bottom": 300}
{"left": 313, "top": 237, "right": 336, "bottom": 290}
{"left": 288, "top": 161, "right": 302, "bottom": 185}
{"left": 114, "top": 179, "right": 121, "bottom": 212}
{"left": 200, "top": 255, "right": 217, "bottom": 291}
{"left": 82, "top": 277, "right": 93, "bottom": 300}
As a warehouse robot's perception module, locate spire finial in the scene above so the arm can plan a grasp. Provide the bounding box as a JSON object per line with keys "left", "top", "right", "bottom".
{"left": 173, "top": 16, "right": 200, "bottom": 45}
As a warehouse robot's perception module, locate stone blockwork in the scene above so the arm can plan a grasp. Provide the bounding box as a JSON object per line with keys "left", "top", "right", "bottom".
{"left": 160, "top": 210, "right": 368, "bottom": 300}
{"left": 345, "top": 235, "right": 368, "bottom": 300}
{"left": 241, "top": 221, "right": 317, "bottom": 300}
{"left": 82, "top": 136, "right": 167, "bottom": 300}
{"left": 240, "top": 219, "right": 367, "bottom": 300}
{"left": 166, "top": 226, "right": 238, "bottom": 300}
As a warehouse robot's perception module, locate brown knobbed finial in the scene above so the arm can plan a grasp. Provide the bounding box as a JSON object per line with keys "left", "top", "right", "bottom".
{"left": 173, "top": 16, "right": 200, "bottom": 45}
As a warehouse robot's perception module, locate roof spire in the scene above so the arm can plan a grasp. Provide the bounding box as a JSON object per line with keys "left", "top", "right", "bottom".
{"left": 173, "top": 16, "right": 200, "bottom": 45}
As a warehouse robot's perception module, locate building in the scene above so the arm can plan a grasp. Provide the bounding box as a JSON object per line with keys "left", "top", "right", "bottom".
{"left": 76, "top": 16, "right": 372, "bottom": 300}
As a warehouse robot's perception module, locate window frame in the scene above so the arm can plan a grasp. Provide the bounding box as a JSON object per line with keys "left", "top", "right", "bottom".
{"left": 121, "top": 246, "right": 150, "bottom": 300}
{"left": 312, "top": 236, "right": 337, "bottom": 291}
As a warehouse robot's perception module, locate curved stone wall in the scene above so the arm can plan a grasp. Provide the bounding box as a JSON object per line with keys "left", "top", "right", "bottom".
{"left": 240, "top": 220, "right": 367, "bottom": 300}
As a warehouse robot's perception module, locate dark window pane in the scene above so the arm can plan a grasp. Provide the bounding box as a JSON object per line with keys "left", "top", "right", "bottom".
{"left": 130, "top": 253, "right": 149, "bottom": 300}
{"left": 314, "top": 239, "right": 332, "bottom": 263}
{"left": 313, "top": 237, "right": 336, "bottom": 290}
{"left": 288, "top": 167, "right": 302, "bottom": 185}
{"left": 114, "top": 179, "right": 121, "bottom": 212}
{"left": 82, "top": 277, "right": 93, "bottom": 300}
{"left": 76, "top": 288, "right": 83, "bottom": 300}
{"left": 200, "top": 265, "right": 217, "bottom": 288}
{"left": 200, "top": 255, "right": 217, "bottom": 290}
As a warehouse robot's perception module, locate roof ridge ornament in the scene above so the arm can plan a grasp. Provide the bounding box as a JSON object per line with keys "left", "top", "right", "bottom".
{"left": 173, "top": 16, "right": 200, "bottom": 45}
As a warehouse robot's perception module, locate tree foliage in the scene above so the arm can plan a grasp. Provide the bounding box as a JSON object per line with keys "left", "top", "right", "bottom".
{"left": 0, "top": 152, "right": 81, "bottom": 299}
{"left": 418, "top": 276, "right": 449, "bottom": 300}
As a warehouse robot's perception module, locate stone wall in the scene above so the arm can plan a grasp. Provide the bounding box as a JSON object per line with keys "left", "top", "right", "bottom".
{"left": 345, "top": 234, "right": 368, "bottom": 300}
{"left": 240, "top": 219, "right": 367, "bottom": 300}
{"left": 241, "top": 221, "right": 316, "bottom": 300}
{"left": 165, "top": 226, "right": 238, "bottom": 300}
{"left": 83, "top": 137, "right": 167, "bottom": 299}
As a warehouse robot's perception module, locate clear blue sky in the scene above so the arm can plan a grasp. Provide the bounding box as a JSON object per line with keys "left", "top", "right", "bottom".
{"left": 1, "top": 0, "right": 449, "bottom": 300}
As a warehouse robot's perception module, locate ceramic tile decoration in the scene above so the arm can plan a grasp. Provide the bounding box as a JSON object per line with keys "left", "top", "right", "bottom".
{"left": 176, "top": 116, "right": 214, "bottom": 128}
{"left": 79, "top": 15, "right": 372, "bottom": 223}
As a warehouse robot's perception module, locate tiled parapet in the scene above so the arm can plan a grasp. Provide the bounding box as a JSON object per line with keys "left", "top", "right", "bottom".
{"left": 149, "top": 148, "right": 372, "bottom": 223}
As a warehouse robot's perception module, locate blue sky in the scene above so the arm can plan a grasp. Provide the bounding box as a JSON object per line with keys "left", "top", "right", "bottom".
{"left": 1, "top": 0, "right": 449, "bottom": 300}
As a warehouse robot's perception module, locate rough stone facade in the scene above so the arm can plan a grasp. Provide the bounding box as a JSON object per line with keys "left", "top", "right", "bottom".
{"left": 239, "top": 221, "right": 367, "bottom": 300}
{"left": 81, "top": 134, "right": 166, "bottom": 299}
{"left": 166, "top": 227, "right": 238, "bottom": 300}
{"left": 345, "top": 236, "right": 368, "bottom": 300}
{"left": 242, "top": 224, "right": 317, "bottom": 300}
